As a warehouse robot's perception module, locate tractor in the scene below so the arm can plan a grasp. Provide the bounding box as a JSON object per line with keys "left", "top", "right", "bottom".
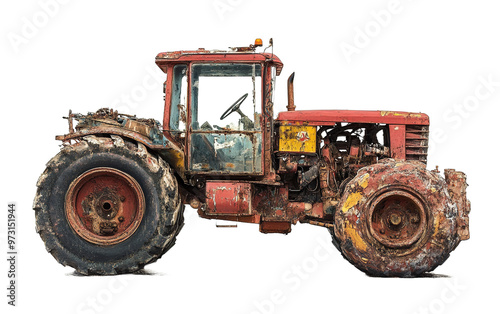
{"left": 34, "top": 39, "right": 470, "bottom": 277}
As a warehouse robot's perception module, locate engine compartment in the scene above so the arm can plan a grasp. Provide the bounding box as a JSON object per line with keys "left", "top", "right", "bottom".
{"left": 277, "top": 123, "right": 391, "bottom": 212}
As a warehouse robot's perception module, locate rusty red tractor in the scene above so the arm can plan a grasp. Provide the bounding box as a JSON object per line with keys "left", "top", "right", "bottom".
{"left": 34, "top": 39, "right": 470, "bottom": 277}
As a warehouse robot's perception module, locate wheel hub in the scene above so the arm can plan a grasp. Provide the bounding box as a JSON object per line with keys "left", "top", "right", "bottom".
{"left": 65, "top": 167, "right": 145, "bottom": 246}
{"left": 368, "top": 189, "right": 427, "bottom": 249}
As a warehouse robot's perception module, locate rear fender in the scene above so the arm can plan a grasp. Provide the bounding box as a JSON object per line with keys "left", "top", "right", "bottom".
{"left": 56, "top": 109, "right": 186, "bottom": 181}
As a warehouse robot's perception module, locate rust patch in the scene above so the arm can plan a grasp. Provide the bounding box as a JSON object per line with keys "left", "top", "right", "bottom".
{"left": 65, "top": 167, "right": 145, "bottom": 246}
{"left": 444, "top": 169, "right": 471, "bottom": 240}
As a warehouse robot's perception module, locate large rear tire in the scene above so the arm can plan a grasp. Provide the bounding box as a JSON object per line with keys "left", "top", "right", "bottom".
{"left": 33, "top": 135, "right": 184, "bottom": 275}
{"left": 334, "top": 160, "right": 460, "bottom": 277}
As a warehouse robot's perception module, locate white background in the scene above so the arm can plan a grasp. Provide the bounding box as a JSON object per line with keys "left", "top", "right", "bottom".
{"left": 1, "top": 0, "right": 499, "bottom": 313}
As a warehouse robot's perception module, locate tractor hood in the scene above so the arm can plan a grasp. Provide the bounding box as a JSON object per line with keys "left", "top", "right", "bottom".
{"left": 276, "top": 110, "right": 429, "bottom": 125}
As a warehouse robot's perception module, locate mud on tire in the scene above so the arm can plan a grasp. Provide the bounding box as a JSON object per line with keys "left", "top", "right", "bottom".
{"left": 33, "top": 135, "right": 184, "bottom": 275}
{"left": 333, "top": 160, "right": 460, "bottom": 277}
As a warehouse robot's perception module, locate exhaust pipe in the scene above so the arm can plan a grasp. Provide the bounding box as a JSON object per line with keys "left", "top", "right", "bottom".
{"left": 287, "top": 72, "right": 296, "bottom": 111}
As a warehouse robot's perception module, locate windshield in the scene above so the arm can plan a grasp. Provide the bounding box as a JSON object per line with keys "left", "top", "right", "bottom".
{"left": 188, "top": 63, "right": 263, "bottom": 174}
{"left": 190, "top": 63, "right": 262, "bottom": 131}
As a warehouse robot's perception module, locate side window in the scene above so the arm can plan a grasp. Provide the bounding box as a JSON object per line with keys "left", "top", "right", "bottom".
{"left": 170, "top": 64, "right": 187, "bottom": 134}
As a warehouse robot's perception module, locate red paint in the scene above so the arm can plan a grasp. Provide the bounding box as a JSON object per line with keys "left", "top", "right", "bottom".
{"left": 65, "top": 167, "right": 145, "bottom": 246}
{"left": 156, "top": 52, "right": 283, "bottom": 75}
{"left": 276, "top": 110, "right": 429, "bottom": 125}
{"left": 389, "top": 125, "right": 406, "bottom": 160}
{"left": 297, "top": 131, "right": 310, "bottom": 142}
{"left": 350, "top": 145, "right": 360, "bottom": 157}
{"left": 311, "top": 203, "right": 323, "bottom": 218}
{"left": 205, "top": 181, "right": 252, "bottom": 215}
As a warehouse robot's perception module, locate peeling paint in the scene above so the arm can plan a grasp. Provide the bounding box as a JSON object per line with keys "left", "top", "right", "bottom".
{"left": 345, "top": 221, "right": 367, "bottom": 252}
{"left": 359, "top": 173, "right": 370, "bottom": 188}
{"left": 380, "top": 111, "right": 422, "bottom": 118}
{"left": 342, "top": 192, "right": 363, "bottom": 213}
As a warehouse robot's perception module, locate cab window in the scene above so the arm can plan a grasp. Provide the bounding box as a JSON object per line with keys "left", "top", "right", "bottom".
{"left": 190, "top": 63, "right": 262, "bottom": 131}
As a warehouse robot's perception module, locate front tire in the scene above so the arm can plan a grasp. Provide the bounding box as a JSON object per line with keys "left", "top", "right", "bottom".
{"left": 33, "top": 135, "right": 184, "bottom": 275}
{"left": 334, "top": 160, "right": 460, "bottom": 277}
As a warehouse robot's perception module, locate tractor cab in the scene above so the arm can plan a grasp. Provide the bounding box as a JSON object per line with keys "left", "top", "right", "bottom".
{"left": 155, "top": 41, "right": 283, "bottom": 177}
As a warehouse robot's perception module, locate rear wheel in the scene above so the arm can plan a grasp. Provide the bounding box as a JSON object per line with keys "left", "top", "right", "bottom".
{"left": 333, "top": 160, "right": 460, "bottom": 277}
{"left": 33, "top": 135, "right": 184, "bottom": 275}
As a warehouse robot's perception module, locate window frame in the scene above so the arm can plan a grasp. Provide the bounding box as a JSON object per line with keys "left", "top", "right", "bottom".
{"left": 186, "top": 61, "right": 266, "bottom": 176}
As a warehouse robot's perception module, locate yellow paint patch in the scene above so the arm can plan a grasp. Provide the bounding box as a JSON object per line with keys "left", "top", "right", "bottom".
{"left": 341, "top": 192, "right": 363, "bottom": 213}
{"left": 345, "top": 222, "right": 367, "bottom": 252}
{"left": 359, "top": 173, "right": 370, "bottom": 188}
{"left": 430, "top": 187, "right": 436, "bottom": 193}
{"left": 165, "top": 149, "right": 186, "bottom": 179}
{"left": 341, "top": 174, "right": 368, "bottom": 213}
{"left": 433, "top": 219, "right": 440, "bottom": 237}
{"left": 278, "top": 125, "right": 316, "bottom": 153}
{"left": 380, "top": 111, "right": 422, "bottom": 118}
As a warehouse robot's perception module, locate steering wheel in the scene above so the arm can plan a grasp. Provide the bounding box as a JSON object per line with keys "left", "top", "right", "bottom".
{"left": 220, "top": 93, "right": 248, "bottom": 120}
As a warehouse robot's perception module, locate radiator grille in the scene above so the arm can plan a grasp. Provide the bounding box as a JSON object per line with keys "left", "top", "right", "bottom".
{"left": 405, "top": 125, "right": 429, "bottom": 164}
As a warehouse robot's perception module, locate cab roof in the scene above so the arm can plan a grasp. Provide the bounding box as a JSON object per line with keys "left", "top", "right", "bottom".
{"left": 155, "top": 49, "right": 283, "bottom": 75}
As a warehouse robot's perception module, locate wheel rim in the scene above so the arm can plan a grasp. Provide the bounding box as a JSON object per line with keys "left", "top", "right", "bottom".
{"left": 65, "top": 167, "right": 145, "bottom": 246}
{"left": 368, "top": 189, "right": 427, "bottom": 249}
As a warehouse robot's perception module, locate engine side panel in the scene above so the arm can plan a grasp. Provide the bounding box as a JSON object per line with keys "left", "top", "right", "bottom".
{"left": 278, "top": 125, "right": 316, "bottom": 153}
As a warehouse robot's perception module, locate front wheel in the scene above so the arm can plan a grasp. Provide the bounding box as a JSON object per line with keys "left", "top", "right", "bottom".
{"left": 33, "top": 135, "right": 184, "bottom": 275}
{"left": 333, "top": 160, "right": 460, "bottom": 277}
